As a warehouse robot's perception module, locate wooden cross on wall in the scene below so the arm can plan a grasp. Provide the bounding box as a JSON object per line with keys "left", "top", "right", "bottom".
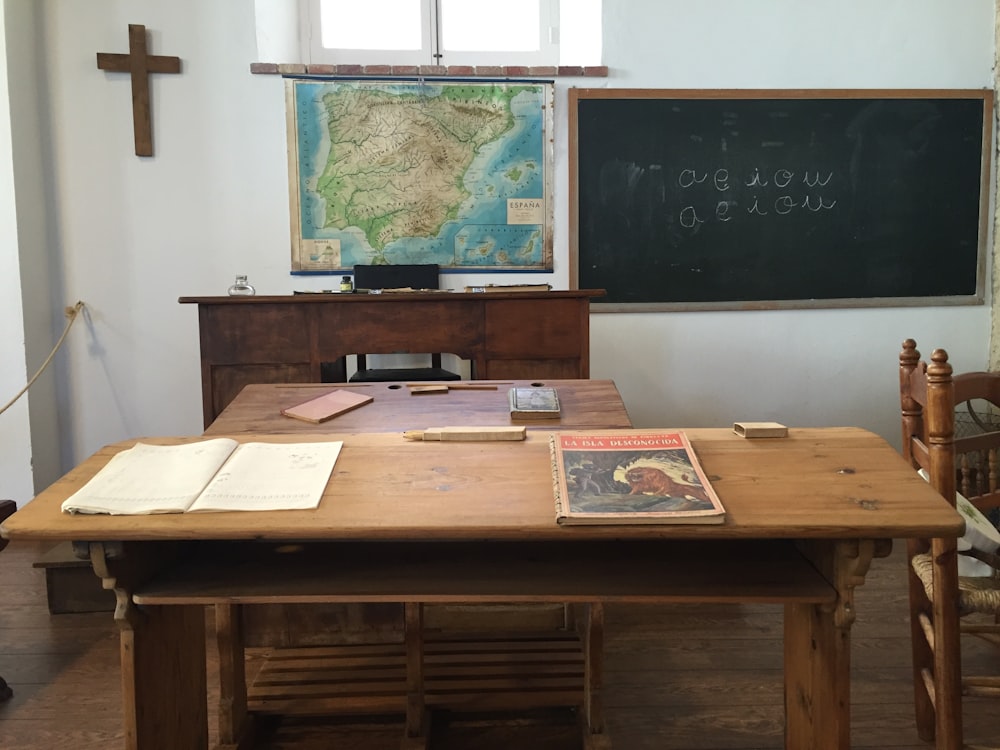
{"left": 97, "top": 24, "right": 181, "bottom": 157}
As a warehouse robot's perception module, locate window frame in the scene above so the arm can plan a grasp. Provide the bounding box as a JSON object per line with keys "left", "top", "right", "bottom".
{"left": 301, "top": 0, "right": 560, "bottom": 67}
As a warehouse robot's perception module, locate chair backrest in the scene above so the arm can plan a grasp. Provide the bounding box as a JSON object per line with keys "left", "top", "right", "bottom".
{"left": 898, "top": 341, "right": 966, "bottom": 745}
{"left": 353, "top": 264, "right": 440, "bottom": 291}
{"left": 900, "top": 338, "right": 1000, "bottom": 515}
{"left": 899, "top": 340, "right": 1000, "bottom": 747}
{"left": 348, "top": 264, "right": 457, "bottom": 380}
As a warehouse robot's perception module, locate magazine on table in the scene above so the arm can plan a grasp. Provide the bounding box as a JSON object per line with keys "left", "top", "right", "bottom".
{"left": 549, "top": 430, "right": 725, "bottom": 525}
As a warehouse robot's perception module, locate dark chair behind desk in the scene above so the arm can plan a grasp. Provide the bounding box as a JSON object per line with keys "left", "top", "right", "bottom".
{"left": 349, "top": 263, "right": 462, "bottom": 382}
{"left": 0, "top": 499, "right": 16, "bottom": 701}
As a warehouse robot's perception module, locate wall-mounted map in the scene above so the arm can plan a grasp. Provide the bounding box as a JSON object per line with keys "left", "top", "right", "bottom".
{"left": 287, "top": 78, "right": 554, "bottom": 273}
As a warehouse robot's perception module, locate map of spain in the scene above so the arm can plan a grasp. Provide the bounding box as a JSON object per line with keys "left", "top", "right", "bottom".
{"left": 287, "top": 79, "right": 554, "bottom": 272}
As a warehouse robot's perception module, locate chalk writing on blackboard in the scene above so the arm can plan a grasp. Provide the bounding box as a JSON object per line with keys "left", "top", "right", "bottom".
{"left": 570, "top": 90, "right": 992, "bottom": 311}
{"left": 675, "top": 167, "right": 838, "bottom": 230}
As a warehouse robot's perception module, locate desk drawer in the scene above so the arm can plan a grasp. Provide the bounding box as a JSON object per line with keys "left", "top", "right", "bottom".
{"left": 484, "top": 299, "right": 587, "bottom": 359}
{"left": 201, "top": 304, "right": 311, "bottom": 362}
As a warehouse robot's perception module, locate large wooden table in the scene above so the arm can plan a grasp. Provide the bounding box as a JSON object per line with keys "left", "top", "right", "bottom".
{"left": 1, "top": 427, "right": 964, "bottom": 750}
{"left": 180, "top": 290, "right": 604, "bottom": 427}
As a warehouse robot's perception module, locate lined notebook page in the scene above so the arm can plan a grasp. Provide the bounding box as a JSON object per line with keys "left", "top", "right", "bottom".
{"left": 61, "top": 438, "right": 239, "bottom": 515}
{"left": 187, "top": 441, "right": 343, "bottom": 512}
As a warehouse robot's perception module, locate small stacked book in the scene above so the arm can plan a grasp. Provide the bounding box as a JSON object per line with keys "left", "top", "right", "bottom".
{"left": 508, "top": 386, "right": 560, "bottom": 419}
{"left": 549, "top": 430, "right": 725, "bottom": 525}
{"left": 464, "top": 283, "right": 552, "bottom": 293}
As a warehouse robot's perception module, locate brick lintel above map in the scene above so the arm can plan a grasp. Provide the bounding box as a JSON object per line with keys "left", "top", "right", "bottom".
{"left": 251, "top": 63, "right": 609, "bottom": 78}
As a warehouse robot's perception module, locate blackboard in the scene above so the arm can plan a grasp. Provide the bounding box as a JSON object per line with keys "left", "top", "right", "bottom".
{"left": 569, "top": 89, "right": 993, "bottom": 310}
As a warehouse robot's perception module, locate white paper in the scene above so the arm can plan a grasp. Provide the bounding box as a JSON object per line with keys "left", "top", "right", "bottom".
{"left": 61, "top": 439, "right": 239, "bottom": 515}
{"left": 60, "top": 439, "right": 342, "bottom": 515}
{"left": 188, "top": 441, "right": 343, "bottom": 512}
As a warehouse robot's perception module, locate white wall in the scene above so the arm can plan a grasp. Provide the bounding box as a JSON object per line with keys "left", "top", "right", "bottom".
{"left": 8, "top": 0, "right": 996, "bottom": 487}
{"left": 0, "top": 0, "right": 34, "bottom": 503}
{"left": 7, "top": 0, "right": 60, "bottom": 498}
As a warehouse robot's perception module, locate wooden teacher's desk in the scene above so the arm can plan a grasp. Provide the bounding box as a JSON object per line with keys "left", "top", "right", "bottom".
{"left": 179, "top": 290, "right": 604, "bottom": 427}
{"left": 1, "top": 428, "right": 963, "bottom": 750}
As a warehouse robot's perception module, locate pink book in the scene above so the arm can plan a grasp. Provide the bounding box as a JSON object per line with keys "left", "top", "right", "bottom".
{"left": 280, "top": 390, "right": 373, "bottom": 424}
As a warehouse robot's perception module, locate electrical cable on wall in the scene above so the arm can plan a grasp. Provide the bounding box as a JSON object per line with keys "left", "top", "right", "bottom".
{"left": 0, "top": 301, "right": 86, "bottom": 417}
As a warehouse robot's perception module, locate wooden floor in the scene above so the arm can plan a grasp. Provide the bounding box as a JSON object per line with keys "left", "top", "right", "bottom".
{"left": 1, "top": 539, "right": 997, "bottom": 749}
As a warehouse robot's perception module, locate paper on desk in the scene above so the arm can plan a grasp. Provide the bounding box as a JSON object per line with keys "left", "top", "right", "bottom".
{"left": 189, "top": 441, "right": 342, "bottom": 512}
{"left": 61, "top": 439, "right": 342, "bottom": 515}
{"left": 61, "top": 439, "right": 240, "bottom": 514}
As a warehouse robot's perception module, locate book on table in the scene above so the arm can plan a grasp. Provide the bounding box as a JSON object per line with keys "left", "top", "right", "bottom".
{"left": 60, "top": 438, "right": 342, "bottom": 515}
{"left": 281, "top": 389, "right": 373, "bottom": 423}
{"left": 549, "top": 430, "right": 725, "bottom": 525}
{"left": 508, "top": 386, "right": 560, "bottom": 419}
{"left": 464, "top": 283, "right": 552, "bottom": 293}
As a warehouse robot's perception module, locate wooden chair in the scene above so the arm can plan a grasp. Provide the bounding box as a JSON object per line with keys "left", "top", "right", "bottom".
{"left": 0, "top": 499, "right": 16, "bottom": 701}
{"left": 899, "top": 339, "right": 1000, "bottom": 750}
{"left": 349, "top": 263, "right": 462, "bottom": 383}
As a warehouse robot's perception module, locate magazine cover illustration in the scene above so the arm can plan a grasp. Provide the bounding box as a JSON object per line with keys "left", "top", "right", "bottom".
{"left": 551, "top": 431, "right": 725, "bottom": 523}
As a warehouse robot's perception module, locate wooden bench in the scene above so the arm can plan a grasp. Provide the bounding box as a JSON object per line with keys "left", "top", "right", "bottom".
{"left": 32, "top": 541, "right": 114, "bottom": 614}
{"left": 0, "top": 499, "right": 16, "bottom": 702}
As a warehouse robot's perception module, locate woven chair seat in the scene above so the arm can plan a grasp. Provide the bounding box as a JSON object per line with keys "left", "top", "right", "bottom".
{"left": 912, "top": 553, "right": 1000, "bottom": 615}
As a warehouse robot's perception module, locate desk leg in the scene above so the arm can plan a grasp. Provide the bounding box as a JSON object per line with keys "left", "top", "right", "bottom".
{"left": 785, "top": 539, "right": 885, "bottom": 750}
{"left": 216, "top": 603, "right": 255, "bottom": 749}
{"left": 581, "top": 602, "right": 613, "bottom": 750}
{"left": 784, "top": 601, "right": 848, "bottom": 750}
{"left": 120, "top": 603, "right": 208, "bottom": 750}
{"left": 90, "top": 542, "right": 209, "bottom": 750}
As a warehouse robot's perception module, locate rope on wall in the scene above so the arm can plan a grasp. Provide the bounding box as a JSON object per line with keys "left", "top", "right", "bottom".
{"left": 0, "top": 301, "right": 86, "bottom": 417}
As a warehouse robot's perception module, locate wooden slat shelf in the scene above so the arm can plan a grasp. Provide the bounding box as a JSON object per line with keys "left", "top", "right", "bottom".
{"left": 248, "top": 631, "right": 586, "bottom": 716}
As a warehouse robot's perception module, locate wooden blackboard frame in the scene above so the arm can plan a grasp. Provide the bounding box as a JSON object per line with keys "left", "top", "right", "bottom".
{"left": 569, "top": 89, "right": 994, "bottom": 312}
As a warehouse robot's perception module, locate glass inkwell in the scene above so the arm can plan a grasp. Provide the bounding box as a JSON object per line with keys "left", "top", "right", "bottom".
{"left": 228, "top": 275, "right": 255, "bottom": 296}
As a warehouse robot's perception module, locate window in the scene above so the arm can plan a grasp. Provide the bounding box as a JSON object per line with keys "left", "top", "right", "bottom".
{"left": 302, "top": 0, "right": 601, "bottom": 67}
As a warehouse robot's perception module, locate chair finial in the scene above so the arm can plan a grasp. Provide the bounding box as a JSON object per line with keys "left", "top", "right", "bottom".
{"left": 928, "top": 349, "right": 953, "bottom": 381}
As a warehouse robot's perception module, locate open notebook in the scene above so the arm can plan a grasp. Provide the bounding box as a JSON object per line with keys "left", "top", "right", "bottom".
{"left": 61, "top": 438, "right": 342, "bottom": 515}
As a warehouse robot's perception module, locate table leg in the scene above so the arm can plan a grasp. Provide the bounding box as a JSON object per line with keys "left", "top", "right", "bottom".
{"left": 785, "top": 539, "right": 885, "bottom": 750}
{"left": 89, "top": 541, "right": 208, "bottom": 750}
{"left": 216, "top": 603, "right": 255, "bottom": 748}
{"left": 120, "top": 603, "right": 208, "bottom": 750}
{"left": 784, "top": 601, "right": 849, "bottom": 749}
{"left": 581, "top": 602, "right": 613, "bottom": 750}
